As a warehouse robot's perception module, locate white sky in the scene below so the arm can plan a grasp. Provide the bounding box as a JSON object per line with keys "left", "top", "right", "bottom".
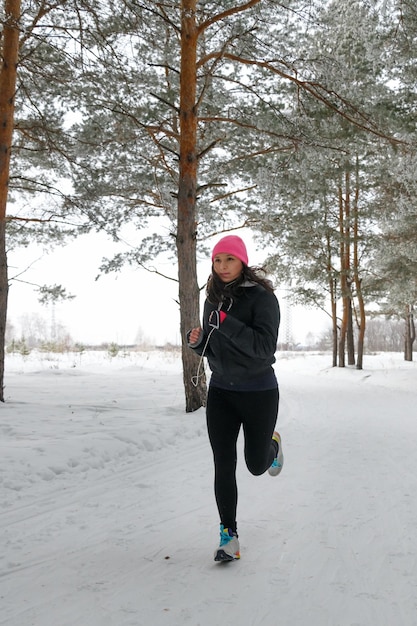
{"left": 7, "top": 230, "right": 328, "bottom": 346}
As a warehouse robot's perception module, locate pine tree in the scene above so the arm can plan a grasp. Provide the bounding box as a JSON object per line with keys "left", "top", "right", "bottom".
{"left": 1, "top": 0, "right": 143, "bottom": 400}
{"left": 68, "top": 1, "right": 317, "bottom": 410}
{"left": 367, "top": 0, "right": 417, "bottom": 361}
{"left": 69, "top": 0, "right": 402, "bottom": 404}
{"left": 0, "top": 0, "right": 20, "bottom": 400}
{"left": 253, "top": 0, "right": 404, "bottom": 369}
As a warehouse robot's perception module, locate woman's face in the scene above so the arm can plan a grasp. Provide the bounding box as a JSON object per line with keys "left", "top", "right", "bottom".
{"left": 213, "top": 253, "right": 243, "bottom": 283}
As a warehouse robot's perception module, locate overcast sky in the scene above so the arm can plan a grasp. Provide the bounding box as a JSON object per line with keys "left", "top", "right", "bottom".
{"left": 7, "top": 230, "right": 328, "bottom": 347}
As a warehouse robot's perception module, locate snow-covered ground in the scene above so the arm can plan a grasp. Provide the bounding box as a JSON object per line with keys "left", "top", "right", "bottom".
{"left": 1, "top": 349, "right": 417, "bottom": 626}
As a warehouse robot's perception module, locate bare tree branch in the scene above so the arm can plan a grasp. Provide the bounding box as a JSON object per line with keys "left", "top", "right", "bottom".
{"left": 198, "top": 0, "right": 262, "bottom": 34}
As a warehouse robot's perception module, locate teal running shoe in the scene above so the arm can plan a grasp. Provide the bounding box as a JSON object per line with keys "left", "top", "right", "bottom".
{"left": 268, "top": 431, "right": 284, "bottom": 476}
{"left": 214, "top": 525, "right": 240, "bottom": 562}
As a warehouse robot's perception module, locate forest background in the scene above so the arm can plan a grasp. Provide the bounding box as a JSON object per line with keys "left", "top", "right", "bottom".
{"left": 1, "top": 0, "right": 417, "bottom": 409}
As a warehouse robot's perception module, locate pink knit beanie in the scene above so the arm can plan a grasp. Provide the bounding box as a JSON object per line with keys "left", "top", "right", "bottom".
{"left": 211, "top": 235, "right": 249, "bottom": 266}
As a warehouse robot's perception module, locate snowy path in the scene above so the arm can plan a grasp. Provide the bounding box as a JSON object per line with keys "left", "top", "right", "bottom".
{"left": 1, "top": 351, "right": 417, "bottom": 625}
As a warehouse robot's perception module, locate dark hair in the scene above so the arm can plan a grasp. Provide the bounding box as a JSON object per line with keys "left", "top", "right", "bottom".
{"left": 206, "top": 264, "right": 274, "bottom": 305}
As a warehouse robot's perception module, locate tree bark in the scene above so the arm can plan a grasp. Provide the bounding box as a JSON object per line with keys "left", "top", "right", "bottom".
{"left": 325, "top": 229, "right": 338, "bottom": 367}
{"left": 346, "top": 296, "right": 355, "bottom": 365}
{"left": 353, "top": 156, "right": 365, "bottom": 370}
{"left": 338, "top": 169, "right": 356, "bottom": 368}
{"left": 331, "top": 277, "right": 338, "bottom": 367}
{"left": 0, "top": 0, "right": 21, "bottom": 401}
{"left": 177, "top": 0, "right": 206, "bottom": 411}
{"left": 404, "top": 305, "right": 415, "bottom": 362}
{"left": 338, "top": 179, "right": 348, "bottom": 367}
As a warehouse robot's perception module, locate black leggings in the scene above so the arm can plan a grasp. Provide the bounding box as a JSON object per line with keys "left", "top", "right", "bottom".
{"left": 206, "top": 385, "right": 279, "bottom": 533}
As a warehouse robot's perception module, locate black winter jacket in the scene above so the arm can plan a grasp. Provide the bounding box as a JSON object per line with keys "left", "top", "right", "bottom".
{"left": 189, "top": 282, "right": 280, "bottom": 386}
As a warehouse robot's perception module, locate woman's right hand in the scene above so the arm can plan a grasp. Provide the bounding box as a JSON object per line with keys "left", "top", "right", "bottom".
{"left": 189, "top": 327, "right": 202, "bottom": 345}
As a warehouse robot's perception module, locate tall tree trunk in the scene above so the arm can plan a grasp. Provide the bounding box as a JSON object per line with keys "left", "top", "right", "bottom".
{"left": 331, "top": 278, "right": 338, "bottom": 367}
{"left": 353, "top": 155, "right": 365, "bottom": 370}
{"left": 338, "top": 179, "right": 348, "bottom": 367}
{"left": 0, "top": 0, "right": 21, "bottom": 402}
{"left": 338, "top": 169, "right": 354, "bottom": 368}
{"left": 325, "top": 229, "right": 338, "bottom": 367}
{"left": 347, "top": 296, "right": 355, "bottom": 365}
{"left": 0, "top": 221, "right": 7, "bottom": 400}
{"left": 177, "top": 0, "right": 206, "bottom": 411}
{"left": 404, "top": 305, "right": 415, "bottom": 362}
{"left": 355, "top": 296, "right": 366, "bottom": 370}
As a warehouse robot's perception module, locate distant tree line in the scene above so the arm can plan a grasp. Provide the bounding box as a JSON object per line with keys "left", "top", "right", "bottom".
{"left": 7, "top": 312, "right": 406, "bottom": 356}
{"left": 311, "top": 318, "right": 408, "bottom": 354}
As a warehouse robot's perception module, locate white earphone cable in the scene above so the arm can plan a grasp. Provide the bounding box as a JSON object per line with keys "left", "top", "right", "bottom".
{"left": 191, "top": 326, "right": 216, "bottom": 387}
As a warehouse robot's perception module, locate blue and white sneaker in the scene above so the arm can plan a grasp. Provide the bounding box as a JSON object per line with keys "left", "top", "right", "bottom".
{"left": 214, "top": 525, "right": 240, "bottom": 562}
{"left": 268, "top": 431, "right": 284, "bottom": 476}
